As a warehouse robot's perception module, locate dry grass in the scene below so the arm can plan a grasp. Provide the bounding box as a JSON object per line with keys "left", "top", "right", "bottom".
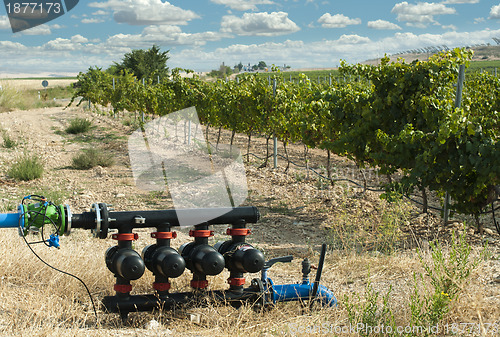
{"left": 0, "top": 226, "right": 495, "bottom": 336}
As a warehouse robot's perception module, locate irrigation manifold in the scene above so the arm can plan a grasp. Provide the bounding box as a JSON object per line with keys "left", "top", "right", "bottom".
{"left": 0, "top": 195, "right": 336, "bottom": 320}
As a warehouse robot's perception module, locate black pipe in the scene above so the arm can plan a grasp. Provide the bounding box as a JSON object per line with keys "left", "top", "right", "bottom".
{"left": 102, "top": 288, "right": 263, "bottom": 314}
{"left": 71, "top": 206, "right": 260, "bottom": 230}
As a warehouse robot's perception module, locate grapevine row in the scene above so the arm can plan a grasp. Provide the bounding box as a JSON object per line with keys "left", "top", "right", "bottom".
{"left": 69, "top": 48, "right": 499, "bottom": 218}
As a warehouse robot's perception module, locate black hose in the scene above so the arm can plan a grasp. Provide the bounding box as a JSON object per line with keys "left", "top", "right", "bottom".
{"left": 310, "top": 243, "right": 326, "bottom": 309}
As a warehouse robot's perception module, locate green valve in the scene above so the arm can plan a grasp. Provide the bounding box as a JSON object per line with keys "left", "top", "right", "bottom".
{"left": 20, "top": 201, "right": 66, "bottom": 236}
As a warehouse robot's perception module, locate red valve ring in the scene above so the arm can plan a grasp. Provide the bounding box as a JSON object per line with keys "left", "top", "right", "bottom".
{"left": 227, "top": 278, "right": 246, "bottom": 286}
{"left": 114, "top": 284, "right": 132, "bottom": 293}
{"left": 153, "top": 282, "right": 171, "bottom": 292}
{"left": 112, "top": 233, "right": 139, "bottom": 241}
{"left": 189, "top": 230, "right": 214, "bottom": 238}
{"left": 151, "top": 232, "right": 177, "bottom": 239}
{"left": 190, "top": 280, "right": 209, "bottom": 289}
{"left": 226, "top": 228, "right": 251, "bottom": 236}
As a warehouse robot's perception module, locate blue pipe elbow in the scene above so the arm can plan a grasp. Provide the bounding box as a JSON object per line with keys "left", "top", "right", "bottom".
{"left": 315, "top": 284, "right": 337, "bottom": 306}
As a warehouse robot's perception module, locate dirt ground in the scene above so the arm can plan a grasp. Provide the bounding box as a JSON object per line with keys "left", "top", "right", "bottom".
{"left": 0, "top": 105, "right": 498, "bottom": 336}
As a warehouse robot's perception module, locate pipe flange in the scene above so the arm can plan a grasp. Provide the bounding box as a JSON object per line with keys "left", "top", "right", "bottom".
{"left": 98, "top": 203, "right": 109, "bottom": 239}
{"left": 64, "top": 205, "right": 72, "bottom": 235}
{"left": 92, "top": 203, "right": 101, "bottom": 238}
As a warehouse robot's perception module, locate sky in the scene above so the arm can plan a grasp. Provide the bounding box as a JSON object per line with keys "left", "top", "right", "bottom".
{"left": 0, "top": 0, "right": 500, "bottom": 76}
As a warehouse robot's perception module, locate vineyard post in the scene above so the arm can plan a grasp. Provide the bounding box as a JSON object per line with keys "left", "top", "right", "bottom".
{"left": 141, "top": 78, "right": 145, "bottom": 123}
{"left": 273, "top": 78, "right": 278, "bottom": 169}
{"left": 443, "top": 64, "right": 466, "bottom": 226}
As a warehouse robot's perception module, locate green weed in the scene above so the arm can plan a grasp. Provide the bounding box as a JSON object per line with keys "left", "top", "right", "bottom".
{"left": 410, "top": 231, "right": 488, "bottom": 329}
{"left": 72, "top": 148, "right": 114, "bottom": 169}
{"left": 65, "top": 118, "right": 92, "bottom": 134}
{"left": 1, "top": 131, "right": 17, "bottom": 148}
{"left": 8, "top": 154, "right": 44, "bottom": 181}
{"left": 344, "top": 279, "right": 395, "bottom": 336}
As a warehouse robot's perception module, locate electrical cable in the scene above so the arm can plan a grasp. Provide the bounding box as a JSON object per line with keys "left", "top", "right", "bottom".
{"left": 240, "top": 147, "right": 500, "bottom": 218}
{"left": 493, "top": 201, "right": 500, "bottom": 235}
{"left": 18, "top": 197, "right": 99, "bottom": 323}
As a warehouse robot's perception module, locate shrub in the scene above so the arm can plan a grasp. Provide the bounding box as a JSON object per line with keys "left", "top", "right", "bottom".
{"left": 72, "top": 148, "right": 114, "bottom": 169}
{"left": 8, "top": 155, "right": 44, "bottom": 181}
{"left": 2, "top": 131, "right": 16, "bottom": 148}
{"left": 0, "top": 84, "right": 22, "bottom": 112}
{"left": 410, "top": 231, "right": 488, "bottom": 328}
{"left": 65, "top": 118, "right": 92, "bottom": 134}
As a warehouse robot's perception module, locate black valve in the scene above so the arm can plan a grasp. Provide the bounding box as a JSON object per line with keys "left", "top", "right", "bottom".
{"left": 180, "top": 242, "right": 225, "bottom": 276}
{"left": 106, "top": 246, "right": 145, "bottom": 280}
{"left": 215, "top": 241, "right": 265, "bottom": 273}
{"left": 142, "top": 245, "right": 185, "bottom": 279}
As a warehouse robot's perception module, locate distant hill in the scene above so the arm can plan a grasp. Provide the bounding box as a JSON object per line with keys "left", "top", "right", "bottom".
{"left": 363, "top": 45, "right": 500, "bottom": 65}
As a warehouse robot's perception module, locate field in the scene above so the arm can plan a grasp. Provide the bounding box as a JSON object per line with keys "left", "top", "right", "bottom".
{"left": 0, "top": 80, "right": 498, "bottom": 336}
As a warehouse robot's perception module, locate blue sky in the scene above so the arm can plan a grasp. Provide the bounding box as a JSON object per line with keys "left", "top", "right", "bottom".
{"left": 0, "top": 0, "right": 499, "bottom": 76}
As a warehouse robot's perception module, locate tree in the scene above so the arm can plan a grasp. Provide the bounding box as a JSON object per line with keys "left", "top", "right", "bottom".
{"left": 208, "top": 63, "right": 233, "bottom": 78}
{"left": 112, "top": 45, "right": 170, "bottom": 80}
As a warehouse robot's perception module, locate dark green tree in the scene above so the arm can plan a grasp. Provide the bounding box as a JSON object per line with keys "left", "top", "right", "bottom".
{"left": 257, "top": 61, "right": 267, "bottom": 70}
{"left": 112, "top": 45, "right": 170, "bottom": 80}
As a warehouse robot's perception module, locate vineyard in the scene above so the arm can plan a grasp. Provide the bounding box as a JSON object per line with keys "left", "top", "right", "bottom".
{"left": 70, "top": 48, "right": 500, "bottom": 227}
{"left": 0, "top": 48, "right": 498, "bottom": 336}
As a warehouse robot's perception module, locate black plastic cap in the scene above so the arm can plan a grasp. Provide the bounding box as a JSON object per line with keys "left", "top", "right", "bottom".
{"left": 237, "top": 248, "right": 265, "bottom": 273}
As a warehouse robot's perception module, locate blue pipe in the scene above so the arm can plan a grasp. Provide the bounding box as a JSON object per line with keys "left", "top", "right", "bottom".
{"left": 271, "top": 280, "right": 337, "bottom": 306}
{"left": 0, "top": 212, "right": 21, "bottom": 228}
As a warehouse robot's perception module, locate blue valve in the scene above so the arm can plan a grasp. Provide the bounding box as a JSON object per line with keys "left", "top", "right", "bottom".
{"left": 48, "top": 234, "right": 60, "bottom": 249}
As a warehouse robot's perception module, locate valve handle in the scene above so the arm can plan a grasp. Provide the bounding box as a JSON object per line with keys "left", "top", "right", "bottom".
{"left": 310, "top": 243, "right": 327, "bottom": 308}
{"left": 263, "top": 255, "right": 293, "bottom": 270}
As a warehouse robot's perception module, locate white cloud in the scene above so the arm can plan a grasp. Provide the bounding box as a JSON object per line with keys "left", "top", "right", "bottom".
{"left": 88, "top": 0, "right": 199, "bottom": 25}
{"left": 19, "top": 23, "right": 63, "bottom": 36}
{"left": 71, "top": 35, "right": 89, "bottom": 44}
{"left": 44, "top": 37, "right": 84, "bottom": 51}
{"left": 92, "top": 10, "right": 109, "bottom": 15}
{"left": 490, "top": 4, "right": 500, "bottom": 19}
{"left": 318, "top": 13, "right": 361, "bottom": 28}
{"left": 442, "top": 24, "right": 457, "bottom": 30}
{"left": 82, "top": 18, "right": 106, "bottom": 24}
{"left": 20, "top": 24, "right": 53, "bottom": 35}
{"left": 442, "top": 0, "right": 478, "bottom": 3}
{"left": 337, "top": 34, "right": 371, "bottom": 44}
{"left": 221, "top": 12, "right": 300, "bottom": 36}
{"left": 443, "top": 0, "right": 479, "bottom": 4}
{"left": 210, "top": 0, "right": 274, "bottom": 11}
{"left": 367, "top": 20, "right": 402, "bottom": 30}
{"left": 0, "top": 41, "right": 28, "bottom": 52}
{"left": 474, "top": 17, "right": 485, "bottom": 24}
{"left": 392, "top": 2, "right": 456, "bottom": 28}
{"left": 0, "top": 16, "right": 10, "bottom": 30}
{"left": 99, "top": 25, "right": 228, "bottom": 52}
